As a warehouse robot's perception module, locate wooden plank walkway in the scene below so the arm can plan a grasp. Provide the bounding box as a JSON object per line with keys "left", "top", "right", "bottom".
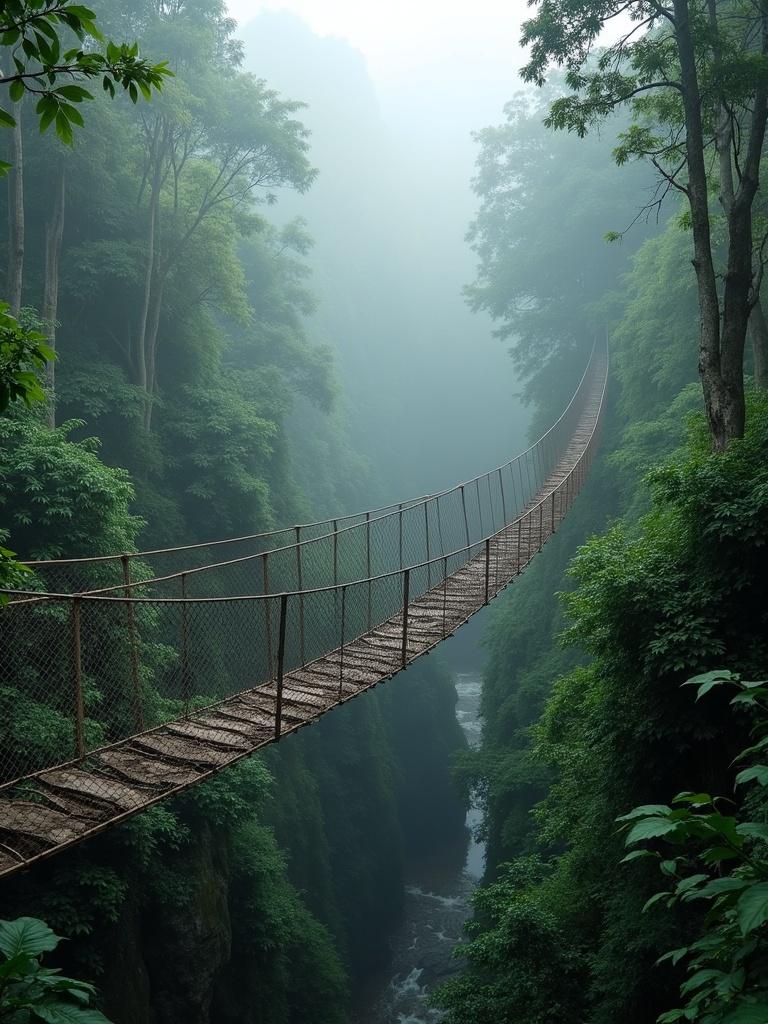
{"left": 0, "top": 356, "right": 606, "bottom": 880}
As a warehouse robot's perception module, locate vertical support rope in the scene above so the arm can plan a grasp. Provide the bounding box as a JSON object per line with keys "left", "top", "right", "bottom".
{"left": 401, "top": 569, "right": 410, "bottom": 669}
{"left": 121, "top": 554, "right": 144, "bottom": 731}
{"left": 295, "top": 527, "right": 305, "bottom": 666}
{"left": 460, "top": 486, "right": 470, "bottom": 548}
{"left": 275, "top": 593, "right": 287, "bottom": 741}
{"left": 262, "top": 554, "right": 273, "bottom": 679}
{"left": 180, "top": 573, "right": 190, "bottom": 719}
{"left": 71, "top": 597, "right": 85, "bottom": 761}
{"left": 338, "top": 586, "right": 346, "bottom": 700}
{"left": 366, "top": 512, "right": 372, "bottom": 631}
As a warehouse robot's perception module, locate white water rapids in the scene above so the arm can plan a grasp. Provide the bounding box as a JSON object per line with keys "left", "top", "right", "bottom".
{"left": 355, "top": 672, "right": 485, "bottom": 1023}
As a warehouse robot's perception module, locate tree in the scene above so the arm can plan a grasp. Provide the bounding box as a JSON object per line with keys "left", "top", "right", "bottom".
{"left": 521, "top": 0, "right": 768, "bottom": 450}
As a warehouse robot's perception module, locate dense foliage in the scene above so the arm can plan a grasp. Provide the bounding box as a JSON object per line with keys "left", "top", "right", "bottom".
{"left": 437, "top": 41, "right": 768, "bottom": 1023}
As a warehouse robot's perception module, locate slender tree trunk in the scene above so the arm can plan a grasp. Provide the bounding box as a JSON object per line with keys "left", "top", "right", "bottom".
{"left": 136, "top": 166, "right": 161, "bottom": 423}
{"left": 42, "top": 163, "right": 66, "bottom": 427}
{"left": 6, "top": 106, "right": 24, "bottom": 314}
{"left": 749, "top": 299, "right": 768, "bottom": 388}
{"left": 673, "top": 0, "right": 729, "bottom": 449}
{"left": 143, "top": 271, "right": 166, "bottom": 431}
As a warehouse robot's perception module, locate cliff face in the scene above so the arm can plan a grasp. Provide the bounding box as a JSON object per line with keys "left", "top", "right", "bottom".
{"left": 2, "top": 657, "right": 467, "bottom": 1024}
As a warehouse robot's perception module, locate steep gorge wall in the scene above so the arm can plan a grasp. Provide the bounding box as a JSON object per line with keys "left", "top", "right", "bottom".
{"left": 1, "top": 657, "right": 466, "bottom": 1024}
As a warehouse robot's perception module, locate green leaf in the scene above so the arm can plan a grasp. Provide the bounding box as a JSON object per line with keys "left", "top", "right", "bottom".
{"left": 621, "top": 849, "right": 658, "bottom": 863}
{"left": 9, "top": 80, "right": 24, "bottom": 103}
{"left": 617, "top": 804, "right": 673, "bottom": 822}
{"left": 0, "top": 918, "right": 60, "bottom": 958}
{"left": 643, "top": 891, "right": 672, "bottom": 912}
{"left": 736, "top": 766, "right": 768, "bottom": 787}
{"left": 736, "top": 883, "right": 768, "bottom": 936}
{"left": 625, "top": 817, "right": 679, "bottom": 845}
{"left": 0, "top": 108, "right": 17, "bottom": 129}
{"left": 690, "top": 877, "right": 749, "bottom": 900}
{"left": 737, "top": 822, "right": 768, "bottom": 842}
{"left": 35, "top": 1004, "right": 111, "bottom": 1024}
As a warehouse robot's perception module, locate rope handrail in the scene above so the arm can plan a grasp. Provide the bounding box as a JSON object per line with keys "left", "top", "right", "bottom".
{"left": 20, "top": 342, "right": 599, "bottom": 580}
{"left": 17, "top": 341, "right": 602, "bottom": 600}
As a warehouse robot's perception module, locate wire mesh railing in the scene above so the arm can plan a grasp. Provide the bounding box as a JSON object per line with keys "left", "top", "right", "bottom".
{"left": 0, "top": 342, "right": 607, "bottom": 803}
{"left": 18, "top": 341, "right": 604, "bottom": 604}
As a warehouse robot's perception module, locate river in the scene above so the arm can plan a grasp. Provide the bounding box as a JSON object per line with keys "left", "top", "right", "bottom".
{"left": 354, "top": 671, "right": 485, "bottom": 1023}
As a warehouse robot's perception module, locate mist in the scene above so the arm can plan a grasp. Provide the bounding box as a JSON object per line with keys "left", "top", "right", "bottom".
{"left": 1, "top": 2, "right": 764, "bottom": 1024}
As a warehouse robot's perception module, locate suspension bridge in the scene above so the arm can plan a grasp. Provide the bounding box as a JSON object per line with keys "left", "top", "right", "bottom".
{"left": 0, "top": 344, "right": 608, "bottom": 880}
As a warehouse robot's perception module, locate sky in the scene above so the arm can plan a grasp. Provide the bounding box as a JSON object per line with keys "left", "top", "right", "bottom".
{"left": 226, "top": 0, "right": 530, "bottom": 94}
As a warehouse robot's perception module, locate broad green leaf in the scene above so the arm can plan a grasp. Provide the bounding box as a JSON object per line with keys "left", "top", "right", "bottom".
{"left": 680, "top": 969, "right": 725, "bottom": 995}
{"left": 0, "top": 108, "right": 17, "bottom": 129}
{"left": 625, "top": 817, "right": 679, "bottom": 845}
{"left": 737, "top": 822, "right": 768, "bottom": 842}
{"left": 643, "top": 891, "right": 671, "bottom": 912}
{"left": 736, "top": 883, "right": 768, "bottom": 936}
{"left": 690, "top": 877, "right": 749, "bottom": 900}
{"left": 620, "top": 849, "right": 657, "bottom": 863}
{"left": 617, "top": 805, "right": 672, "bottom": 822}
{"left": 0, "top": 918, "right": 60, "bottom": 958}
{"left": 35, "top": 1004, "right": 111, "bottom": 1024}
{"left": 736, "top": 766, "right": 768, "bottom": 787}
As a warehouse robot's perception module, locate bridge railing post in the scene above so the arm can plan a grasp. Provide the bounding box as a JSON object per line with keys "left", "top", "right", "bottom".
{"left": 295, "top": 527, "right": 305, "bottom": 667}
{"left": 338, "top": 585, "right": 346, "bottom": 700}
{"left": 121, "top": 553, "right": 144, "bottom": 731}
{"left": 398, "top": 503, "right": 404, "bottom": 570}
{"left": 484, "top": 538, "right": 490, "bottom": 605}
{"left": 442, "top": 556, "right": 448, "bottom": 637}
{"left": 366, "top": 512, "right": 372, "bottom": 631}
{"left": 538, "top": 501, "right": 544, "bottom": 550}
{"left": 71, "top": 597, "right": 85, "bottom": 761}
{"left": 262, "top": 554, "right": 273, "bottom": 679}
{"left": 498, "top": 467, "right": 508, "bottom": 525}
{"left": 401, "top": 569, "right": 410, "bottom": 669}
{"left": 180, "top": 573, "right": 190, "bottom": 719}
{"left": 551, "top": 490, "right": 556, "bottom": 534}
{"left": 275, "top": 593, "right": 288, "bottom": 741}
{"left": 424, "top": 501, "right": 431, "bottom": 588}
{"left": 460, "top": 486, "right": 470, "bottom": 548}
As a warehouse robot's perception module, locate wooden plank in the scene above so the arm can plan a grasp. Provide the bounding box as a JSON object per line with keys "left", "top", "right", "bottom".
{"left": 0, "top": 800, "right": 92, "bottom": 845}
{"left": 165, "top": 720, "right": 251, "bottom": 750}
{"left": 133, "top": 733, "right": 234, "bottom": 767}
{"left": 98, "top": 748, "right": 202, "bottom": 788}
{"left": 38, "top": 769, "right": 151, "bottom": 812}
{"left": 193, "top": 713, "right": 269, "bottom": 741}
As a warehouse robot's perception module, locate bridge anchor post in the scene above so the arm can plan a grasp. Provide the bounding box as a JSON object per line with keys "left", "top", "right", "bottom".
{"left": 275, "top": 594, "right": 288, "bottom": 741}
{"left": 401, "top": 569, "right": 410, "bottom": 669}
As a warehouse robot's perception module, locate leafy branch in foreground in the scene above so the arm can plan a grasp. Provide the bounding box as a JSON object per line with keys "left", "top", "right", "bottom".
{"left": 621, "top": 670, "right": 768, "bottom": 1024}
{"left": 0, "top": 0, "right": 171, "bottom": 151}
{"left": 0, "top": 303, "right": 55, "bottom": 413}
{"left": 0, "top": 916, "right": 111, "bottom": 1022}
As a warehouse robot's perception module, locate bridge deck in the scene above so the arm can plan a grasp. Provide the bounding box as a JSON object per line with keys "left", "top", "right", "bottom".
{"left": 0, "top": 354, "right": 606, "bottom": 880}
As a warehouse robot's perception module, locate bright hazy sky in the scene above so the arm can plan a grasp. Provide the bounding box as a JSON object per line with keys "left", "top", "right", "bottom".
{"left": 225, "top": 1, "right": 530, "bottom": 86}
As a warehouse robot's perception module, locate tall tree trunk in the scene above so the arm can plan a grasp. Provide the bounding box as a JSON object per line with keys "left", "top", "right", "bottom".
{"left": 6, "top": 106, "right": 24, "bottom": 314}
{"left": 674, "top": 0, "right": 768, "bottom": 449}
{"left": 42, "top": 163, "right": 66, "bottom": 427}
{"left": 142, "top": 272, "right": 166, "bottom": 432}
{"left": 749, "top": 299, "right": 768, "bottom": 388}
{"left": 673, "top": 0, "right": 729, "bottom": 449}
{"left": 136, "top": 171, "right": 160, "bottom": 425}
